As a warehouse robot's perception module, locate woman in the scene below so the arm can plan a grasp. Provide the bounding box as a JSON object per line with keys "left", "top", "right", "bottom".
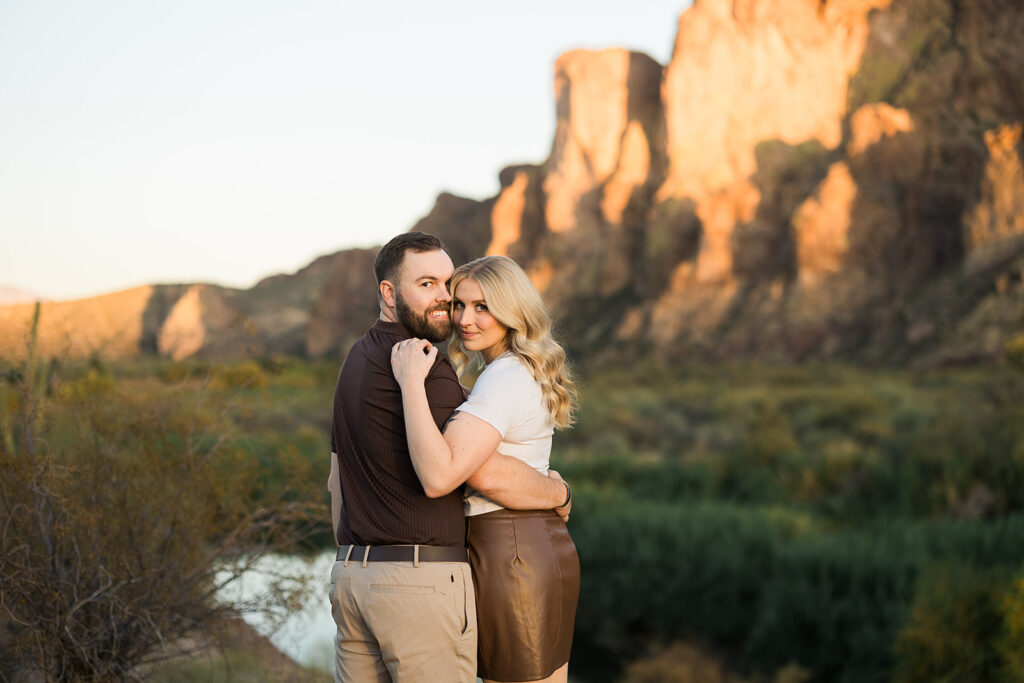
{"left": 390, "top": 255, "right": 580, "bottom": 683}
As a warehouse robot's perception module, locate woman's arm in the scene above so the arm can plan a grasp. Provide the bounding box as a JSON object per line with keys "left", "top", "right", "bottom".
{"left": 392, "top": 339, "right": 571, "bottom": 513}
{"left": 468, "top": 457, "right": 572, "bottom": 520}
{"left": 392, "top": 338, "right": 503, "bottom": 497}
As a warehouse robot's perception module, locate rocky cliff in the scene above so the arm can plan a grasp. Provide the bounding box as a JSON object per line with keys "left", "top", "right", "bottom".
{"left": 0, "top": 251, "right": 357, "bottom": 361}
{"left": 405, "top": 0, "right": 1024, "bottom": 364}
{"left": 2, "top": 0, "right": 1021, "bottom": 363}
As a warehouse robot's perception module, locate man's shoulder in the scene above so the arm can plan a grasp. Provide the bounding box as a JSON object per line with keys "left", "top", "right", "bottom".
{"left": 349, "top": 323, "right": 403, "bottom": 361}
{"left": 427, "top": 349, "right": 460, "bottom": 383}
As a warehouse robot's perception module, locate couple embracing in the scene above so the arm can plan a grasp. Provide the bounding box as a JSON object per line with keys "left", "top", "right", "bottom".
{"left": 328, "top": 232, "right": 580, "bottom": 683}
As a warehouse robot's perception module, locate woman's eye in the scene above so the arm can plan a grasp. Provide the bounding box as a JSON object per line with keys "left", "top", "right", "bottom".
{"left": 453, "top": 302, "right": 464, "bottom": 309}
{"left": 476, "top": 305, "right": 488, "bottom": 312}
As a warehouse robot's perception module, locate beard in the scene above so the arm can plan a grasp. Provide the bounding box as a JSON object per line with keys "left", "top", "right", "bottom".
{"left": 395, "top": 290, "right": 452, "bottom": 343}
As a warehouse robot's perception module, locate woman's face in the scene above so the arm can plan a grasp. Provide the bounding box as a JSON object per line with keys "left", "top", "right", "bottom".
{"left": 453, "top": 278, "right": 508, "bottom": 362}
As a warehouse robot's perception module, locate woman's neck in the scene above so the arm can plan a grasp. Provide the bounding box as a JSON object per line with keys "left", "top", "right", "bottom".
{"left": 482, "top": 342, "right": 508, "bottom": 364}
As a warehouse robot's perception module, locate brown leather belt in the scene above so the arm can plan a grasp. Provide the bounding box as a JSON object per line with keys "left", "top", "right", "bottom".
{"left": 336, "top": 544, "right": 468, "bottom": 564}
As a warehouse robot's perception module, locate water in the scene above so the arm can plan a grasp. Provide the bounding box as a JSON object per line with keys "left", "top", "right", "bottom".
{"left": 218, "top": 549, "right": 337, "bottom": 671}
{"left": 222, "top": 550, "right": 484, "bottom": 681}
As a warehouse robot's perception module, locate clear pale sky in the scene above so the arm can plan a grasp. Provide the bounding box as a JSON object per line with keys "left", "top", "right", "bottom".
{"left": 0, "top": 1, "right": 689, "bottom": 302}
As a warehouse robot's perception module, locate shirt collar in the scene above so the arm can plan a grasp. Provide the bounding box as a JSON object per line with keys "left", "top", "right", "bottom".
{"left": 372, "top": 319, "right": 412, "bottom": 339}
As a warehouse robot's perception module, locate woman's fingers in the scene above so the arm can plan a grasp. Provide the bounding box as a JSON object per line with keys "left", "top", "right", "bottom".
{"left": 393, "top": 337, "right": 432, "bottom": 352}
{"left": 391, "top": 338, "right": 437, "bottom": 385}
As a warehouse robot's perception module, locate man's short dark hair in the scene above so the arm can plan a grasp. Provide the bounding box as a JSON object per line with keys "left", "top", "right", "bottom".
{"left": 374, "top": 232, "right": 447, "bottom": 285}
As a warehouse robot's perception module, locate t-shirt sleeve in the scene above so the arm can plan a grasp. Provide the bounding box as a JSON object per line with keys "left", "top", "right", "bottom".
{"left": 457, "top": 360, "right": 528, "bottom": 437}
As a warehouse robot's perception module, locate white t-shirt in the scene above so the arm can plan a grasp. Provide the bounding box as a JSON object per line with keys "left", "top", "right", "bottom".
{"left": 458, "top": 352, "right": 554, "bottom": 516}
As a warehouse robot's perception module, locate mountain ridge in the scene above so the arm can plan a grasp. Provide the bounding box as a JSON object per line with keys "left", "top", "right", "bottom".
{"left": 2, "top": 0, "right": 1022, "bottom": 364}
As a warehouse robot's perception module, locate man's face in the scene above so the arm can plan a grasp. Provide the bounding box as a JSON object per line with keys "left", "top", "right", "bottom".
{"left": 392, "top": 249, "right": 454, "bottom": 343}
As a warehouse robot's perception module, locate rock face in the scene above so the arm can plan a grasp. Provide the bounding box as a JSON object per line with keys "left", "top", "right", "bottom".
{"left": 156, "top": 285, "right": 252, "bottom": 360}
{"left": 1, "top": 0, "right": 1022, "bottom": 363}
{"left": 305, "top": 248, "right": 380, "bottom": 358}
{"left": 0, "top": 251, "right": 366, "bottom": 361}
{"left": 407, "top": 0, "right": 1024, "bottom": 363}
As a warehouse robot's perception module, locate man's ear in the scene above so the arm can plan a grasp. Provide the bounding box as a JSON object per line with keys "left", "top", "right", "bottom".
{"left": 379, "top": 280, "right": 397, "bottom": 308}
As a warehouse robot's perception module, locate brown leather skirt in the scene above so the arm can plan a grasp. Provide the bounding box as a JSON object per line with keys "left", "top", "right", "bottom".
{"left": 467, "top": 508, "right": 580, "bottom": 682}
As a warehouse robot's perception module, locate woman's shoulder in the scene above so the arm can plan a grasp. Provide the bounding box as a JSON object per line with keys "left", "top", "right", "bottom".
{"left": 481, "top": 352, "right": 531, "bottom": 378}
{"left": 475, "top": 353, "right": 536, "bottom": 392}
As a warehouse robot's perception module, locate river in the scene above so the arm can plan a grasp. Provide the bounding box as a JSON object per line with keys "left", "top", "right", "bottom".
{"left": 219, "top": 549, "right": 337, "bottom": 671}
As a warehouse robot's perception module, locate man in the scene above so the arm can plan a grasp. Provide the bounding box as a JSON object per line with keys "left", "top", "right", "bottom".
{"left": 327, "top": 232, "right": 571, "bottom": 682}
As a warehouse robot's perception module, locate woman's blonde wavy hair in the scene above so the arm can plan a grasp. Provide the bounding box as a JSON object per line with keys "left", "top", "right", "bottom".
{"left": 447, "top": 255, "right": 578, "bottom": 429}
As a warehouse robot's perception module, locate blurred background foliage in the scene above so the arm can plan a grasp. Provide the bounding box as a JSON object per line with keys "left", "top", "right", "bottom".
{"left": 3, "top": 336, "right": 1024, "bottom": 680}
{"left": 0, "top": 316, "right": 330, "bottom": 681}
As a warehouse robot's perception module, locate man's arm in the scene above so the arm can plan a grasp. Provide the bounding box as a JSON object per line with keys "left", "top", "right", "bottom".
{"left": 327, "top": 451, "right": 342, "bottom": 545}
{"left": 467, "top": 454, "right": 572, "bottom": 519}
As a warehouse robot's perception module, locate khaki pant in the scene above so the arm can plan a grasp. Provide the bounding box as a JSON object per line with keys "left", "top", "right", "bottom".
{"left": 329, "top": 557, "right": 477, "bottom": 682}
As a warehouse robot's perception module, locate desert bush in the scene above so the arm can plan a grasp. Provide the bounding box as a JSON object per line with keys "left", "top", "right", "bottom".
{"left": 1004, "top": 334, "right": 1024, "bottom": 372}
{"left": 558, "top": 361, "right": 1024, "bottom": 520}
{"left": 623, "top": 641, "right": 747, "bottom": 683}
{"left": 211, "top": 360, "right": 269, "bottom": 392}
{"left": 0, "top": 307, "right": 322, "bottom": 682}
{"left": 893, "top": 564, "right": 1011, "bottom": 683}
{"left": 999, "top": 573, "right": 1024, "bottom": 680}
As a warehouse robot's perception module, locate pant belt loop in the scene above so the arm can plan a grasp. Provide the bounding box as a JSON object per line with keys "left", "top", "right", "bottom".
{"left": 343, "top": 544, "right": 354, "bottom": 567}
{"left": 362, "top": 545, "right": 371, "bottom": 568}
{"left": 413, "top": 544, "right": 420, "bottom": 568}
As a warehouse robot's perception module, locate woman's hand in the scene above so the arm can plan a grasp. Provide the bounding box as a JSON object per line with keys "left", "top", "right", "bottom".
{"left": 391, "top": 338, "right": 438, "bottom": 388}
{"left": 548, "top": 469, "right": 572, "bottom": 522}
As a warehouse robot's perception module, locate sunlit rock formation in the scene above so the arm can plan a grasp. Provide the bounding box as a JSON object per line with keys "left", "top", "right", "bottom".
{"left": 2, "top": 0, "right": 1022, "bottom": 363}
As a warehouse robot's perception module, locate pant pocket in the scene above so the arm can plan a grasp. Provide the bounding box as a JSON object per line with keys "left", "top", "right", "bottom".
{"left": 457, "top": 563, "right": 475, "bottom": 636}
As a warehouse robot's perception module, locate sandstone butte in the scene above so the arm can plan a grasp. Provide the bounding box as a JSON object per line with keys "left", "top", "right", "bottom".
{"left": 2, "top": 0, "right": 1022, "bottom": 364}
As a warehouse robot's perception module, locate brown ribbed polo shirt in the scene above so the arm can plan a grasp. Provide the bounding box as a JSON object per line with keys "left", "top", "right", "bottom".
{"left": 331, "top": 319, "right": 467, "bottom": 547}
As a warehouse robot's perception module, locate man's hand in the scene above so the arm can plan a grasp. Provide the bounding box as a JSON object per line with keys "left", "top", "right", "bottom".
{"left": 548, "top": 469, "right": 572, "bottom": 523}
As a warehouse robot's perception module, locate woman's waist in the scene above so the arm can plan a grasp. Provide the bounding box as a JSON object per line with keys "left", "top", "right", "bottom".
{"left": 468, "top": 507, "right": 561, "bottom": 521}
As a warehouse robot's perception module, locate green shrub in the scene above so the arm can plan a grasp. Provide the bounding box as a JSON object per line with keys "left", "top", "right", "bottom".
{"left": 999, "top": 574, "right": 1024, "bottom": 680}
{"left": 742, "top": 532, "right": 918, "bottom": 682}
{"left": 212, "top": 360, "right": 269, "bottom": 392}
{"left": 893, "top": 565, "right": 1010, "bottom": 683}
{"left": 569, "top": 492, "right": 1024, "bottom": 682}
{"left": 1006, "top": 334, "right": 1024, "bottom": 373}
{"left": 570, "top": 499, "right": 807, "bottom": 681}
